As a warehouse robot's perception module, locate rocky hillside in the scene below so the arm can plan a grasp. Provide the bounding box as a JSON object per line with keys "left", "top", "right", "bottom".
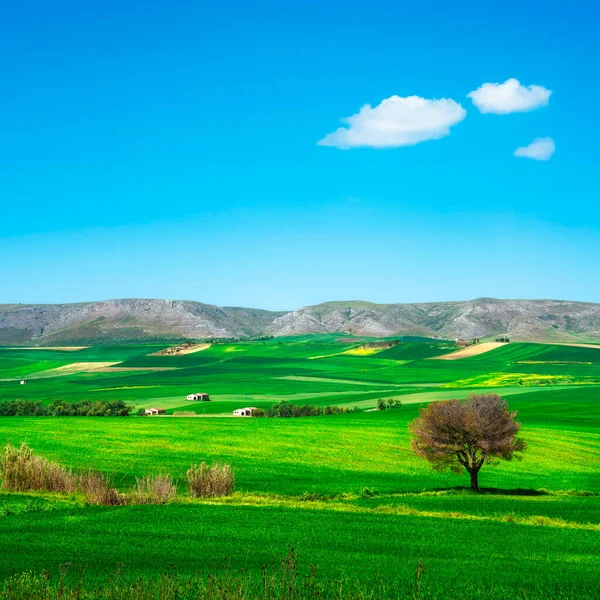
{"left": 0, "top": 299, "right": 285, "bottom": 345}
{"left": 266, "top": 298, "right": 600, "bottom": 342}
{"left": 1, "top": 297, "right": 600, "bottom": 345}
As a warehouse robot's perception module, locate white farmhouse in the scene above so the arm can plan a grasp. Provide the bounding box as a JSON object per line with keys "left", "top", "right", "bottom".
{"left": 233, "top": 407, "right": 258, "bottom": 417}
{"left": 186, "top": 393, "right": 210, "bottom": 401}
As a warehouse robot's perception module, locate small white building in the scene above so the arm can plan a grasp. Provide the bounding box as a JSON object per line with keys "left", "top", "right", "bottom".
{"left": 145, "top": 408, "right": 166, "bottom": 415}
{"left": 233, "top": 407, "right": 258, "bottom": 417}
{"left": 20, "top": 380, "right": 27, "bottom": 385}
{"left": 186, "top": 393, "right": 210, "bottom": 401}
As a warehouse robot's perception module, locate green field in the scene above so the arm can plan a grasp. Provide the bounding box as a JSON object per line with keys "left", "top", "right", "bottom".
{"left": 0, "top": 337, "right": 599, "bottom": 598}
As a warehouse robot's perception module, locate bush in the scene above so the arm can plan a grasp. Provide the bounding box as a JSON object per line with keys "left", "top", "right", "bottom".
{"left": 78, "top": 470, "right": 125, "bottom": 506}
{"left": 377, "top": 398, "right": 403, "bottom": 411}
{"left": 271, "top": 400, "right": 294, "bottom": 418}
{"left": 359, "top": 487, "right": 379, "bottom": 499}
{"left": 129, "top": 474, "right": 177, "bottom": 505}
{"left": 0, "top": 443, "right": 77, "bottom": 493}
{"left": 187, "top": 463, "right": 234, "bottom": 498}
{"left": 299, "top": 492, "right": 332, "bottom": 502}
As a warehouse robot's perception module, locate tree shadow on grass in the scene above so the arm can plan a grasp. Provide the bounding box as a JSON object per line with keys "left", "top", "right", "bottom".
{"left": 429, "top": 486, "right": 549, "bottom": 497}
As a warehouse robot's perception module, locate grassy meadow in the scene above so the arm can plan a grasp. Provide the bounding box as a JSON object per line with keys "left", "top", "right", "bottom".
{"left": 0, "top": 336, "right": 599, "bottom": 598}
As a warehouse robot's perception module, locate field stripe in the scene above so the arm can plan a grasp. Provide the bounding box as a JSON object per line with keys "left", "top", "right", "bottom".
{"left": 277, "top": 375, "right": 411, "bottom": 387}
{"left": 430, "top": 342, "right": 508, "bottom": 360}
{"left": 555, "top": 343, "right": 600, "bottom": 349}
{"left": 195, "top": 493, "right": 600, "bottom": 532}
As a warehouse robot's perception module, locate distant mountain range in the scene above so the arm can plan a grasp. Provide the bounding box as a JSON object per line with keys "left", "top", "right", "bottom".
{"left": 1, "top": 298, "right": 600, "bottom": 345}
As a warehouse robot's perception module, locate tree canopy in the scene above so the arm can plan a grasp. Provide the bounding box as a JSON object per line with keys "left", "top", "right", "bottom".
{"left": 409, "top": 394, "right": 526, "bottom": 490}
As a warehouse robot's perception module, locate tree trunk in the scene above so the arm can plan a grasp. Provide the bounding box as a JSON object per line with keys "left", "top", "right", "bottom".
{"left": 470, "top": 469, "right": 479, "bottom": 491}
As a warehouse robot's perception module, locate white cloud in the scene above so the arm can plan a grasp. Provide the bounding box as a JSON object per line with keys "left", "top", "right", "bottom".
{"left": 318, "top": 95, "right": 466, "bottom": 149}
{"left": 467, "top": 78, "right": 552, "bottom": 114}
{"left": 514, "top": 137, "right": 555, "bottom": 160}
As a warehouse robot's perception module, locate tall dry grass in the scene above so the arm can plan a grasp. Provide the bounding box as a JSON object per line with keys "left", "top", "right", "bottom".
{"left": 187, "top": 463, "right": 235, "bottom": 498}
{"left": 0, "top": 443, "right": 234, "bottom": 505}
{"left": 129, "top": 474, "right": 177, "bottom": 504}
{"left": 0, "top": 443, "right": 77, "bottom": 493}
{"left": 78, "top": 470, "right": 125, "bottom": 506}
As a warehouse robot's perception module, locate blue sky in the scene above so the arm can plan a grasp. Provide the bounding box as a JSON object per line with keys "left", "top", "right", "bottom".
{"left": 1, "top": 0, "right": 598, "bottom": 309}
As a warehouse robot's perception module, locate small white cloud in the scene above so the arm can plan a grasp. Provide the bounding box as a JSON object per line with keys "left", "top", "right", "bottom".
{"left": 467, "top": 78, "right": 551, "bottom": 114}
{"left": 514, "top": 137, "right": 555, "bottom": 161}
{"left": 318, "top": 95, "right": 466, "bottom": 149}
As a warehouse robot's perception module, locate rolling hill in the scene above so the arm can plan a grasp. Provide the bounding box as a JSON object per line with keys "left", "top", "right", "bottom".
{"left": 1, "top": 297, "right": 600, "bottom": 345}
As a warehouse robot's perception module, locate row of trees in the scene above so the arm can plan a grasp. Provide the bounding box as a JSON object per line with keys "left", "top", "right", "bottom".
{"left": 0, "top": 399, "right": 132, "bottom": 417}
{"left": 253, "top": 400, "right": 361, "bottom": 418}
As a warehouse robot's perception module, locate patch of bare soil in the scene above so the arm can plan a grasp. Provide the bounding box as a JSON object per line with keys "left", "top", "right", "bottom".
{"left": 32, "top": 362, "right": 121, "bottom": 376}
{"left": 150, "top": 343, "right": 211, "bottom": 356}
{"left": 7, "top": 346, "right": 89, "bottom": 351}
{"left": 431, "top": 342, "right": 508, "bottom": 360}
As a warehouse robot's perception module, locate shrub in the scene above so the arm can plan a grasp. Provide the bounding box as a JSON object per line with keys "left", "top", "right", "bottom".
{"left": 129, "top": 474, "right": 177, "bottom": 505}
{"left": 0, "top": 443, "right": 77, "bottom": 493}
{"left": 377, "top": 398, "right": 403, "bottom": 411}
{"left": 299, "top": 492, "right": 332, "bottom": 502}
{"left": 359, "top": 487, "right": 379, "bottom": 499}
{"left": 187, "top": 463, "right": 234, "bottom": 498}
{"left": 251, "top": 408, "right": 266, "bottom": 417}
{"left": 271, "top": 400, "right": 294, "bottom": 418}
{"left": 78, "top": 470, "right": 125, "bottom": 506}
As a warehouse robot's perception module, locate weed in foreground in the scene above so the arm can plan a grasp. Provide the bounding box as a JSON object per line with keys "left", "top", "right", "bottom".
{"left": 0, "top": 548, "right": 416, "bottom": 600}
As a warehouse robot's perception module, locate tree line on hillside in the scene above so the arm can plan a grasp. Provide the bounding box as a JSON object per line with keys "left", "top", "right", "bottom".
{"left": 252, "top": 400, "right": 361, "bottom": 418}
{"left": 0, "top": 399, "right": 133, "bottom": 417}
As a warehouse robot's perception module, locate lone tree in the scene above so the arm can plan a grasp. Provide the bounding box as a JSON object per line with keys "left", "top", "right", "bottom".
{"left": 409, "top": 394, "right": 526, "bottom": 491}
